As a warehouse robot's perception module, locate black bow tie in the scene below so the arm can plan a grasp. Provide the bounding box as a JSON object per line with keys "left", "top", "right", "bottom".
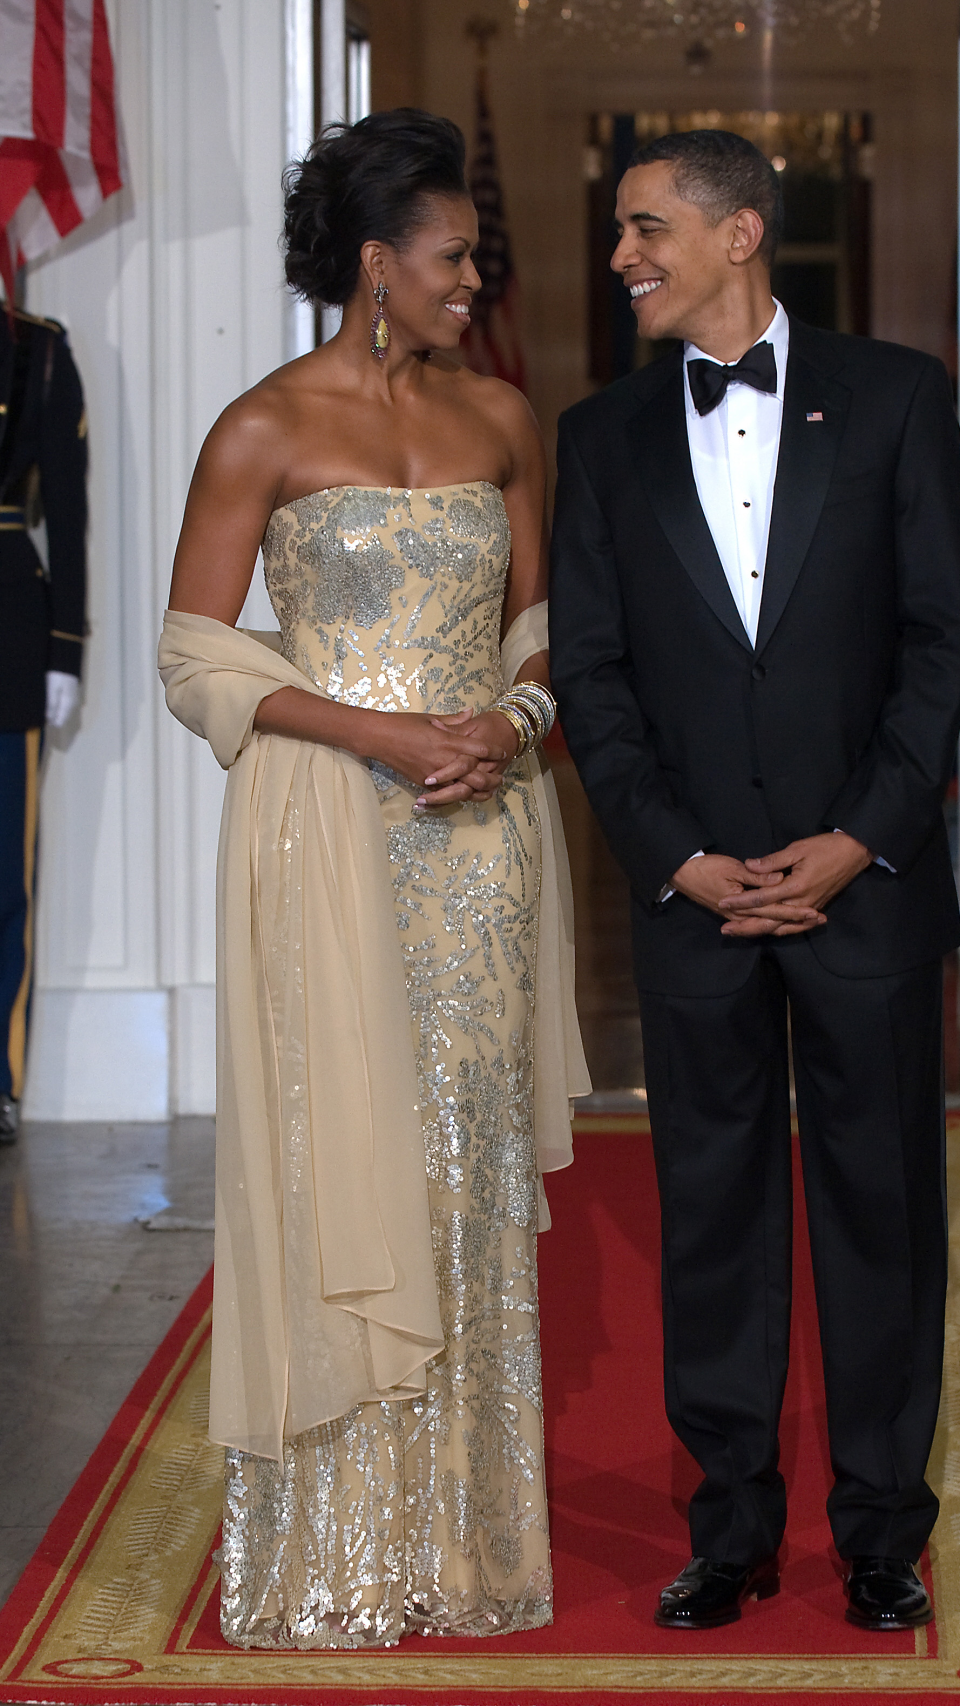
{"left": 687, "top": 342, "right": 777, "bottom": 416}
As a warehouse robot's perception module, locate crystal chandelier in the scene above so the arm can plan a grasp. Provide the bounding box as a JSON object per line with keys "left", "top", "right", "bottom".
{"left": 513, "top": 0, "right": 881, "bottom": 48}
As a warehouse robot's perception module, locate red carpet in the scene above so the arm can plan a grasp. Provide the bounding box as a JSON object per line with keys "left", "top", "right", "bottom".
{"left": 1, "top": 1112, "right": 957, "bottom": 1703}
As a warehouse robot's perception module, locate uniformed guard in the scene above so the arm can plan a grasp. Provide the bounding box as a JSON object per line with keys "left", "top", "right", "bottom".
{"left": 0, "top": 306, "right": 88, "bottom": 1141}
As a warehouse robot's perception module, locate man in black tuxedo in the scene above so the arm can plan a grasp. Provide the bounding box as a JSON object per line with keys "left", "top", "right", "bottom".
{"left": 549, "top": 130, "right": 960, "bottom": 1633}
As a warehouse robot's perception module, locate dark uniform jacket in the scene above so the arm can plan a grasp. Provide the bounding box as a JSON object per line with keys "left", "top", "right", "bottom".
{"left": 0, "top": 309, "right": 88, "bottom": 731}
{"left": 549, "top": 317, "right": 960, "bottom": 995}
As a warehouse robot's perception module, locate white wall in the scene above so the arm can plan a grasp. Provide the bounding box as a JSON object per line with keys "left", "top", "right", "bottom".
{"left": 22, "top": 0, "right": 298, "bottom": 1119}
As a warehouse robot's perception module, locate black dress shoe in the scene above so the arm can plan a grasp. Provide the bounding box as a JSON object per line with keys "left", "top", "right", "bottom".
{"left": 655, "top": 1554, "right": 780, "bottom": 1628}
{"left": 0, "top": 1095, "right": 18, "bottom": 1144}
{"left": 844, "top": 1557, "right": 932, "bottom": 1629}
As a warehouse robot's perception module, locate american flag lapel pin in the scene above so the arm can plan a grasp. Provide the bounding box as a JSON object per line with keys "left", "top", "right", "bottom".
{"left": 806, "top": 411, "right": 824, "bottom": 422}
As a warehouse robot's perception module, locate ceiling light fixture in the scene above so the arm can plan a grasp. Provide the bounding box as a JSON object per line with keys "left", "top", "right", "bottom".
{"left": 514, "top": 0, "right": 880, "bottom": 48}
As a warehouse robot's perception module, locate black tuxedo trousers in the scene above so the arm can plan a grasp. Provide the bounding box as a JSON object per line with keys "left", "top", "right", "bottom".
{"left": 550, "top": 319, "right": 960, "bottom": 1563}
{"left": 641, "top": 941, "right": 944, "bottom": 1563}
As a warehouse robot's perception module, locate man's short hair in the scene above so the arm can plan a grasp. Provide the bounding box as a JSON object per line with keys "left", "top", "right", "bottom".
{"left": 628, "top": 129, "right": 784, "bottom": 267}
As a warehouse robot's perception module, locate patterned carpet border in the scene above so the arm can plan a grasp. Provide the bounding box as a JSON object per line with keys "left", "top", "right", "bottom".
{"left": 1, "top": 1114, "right": 959, "bottom": 1705}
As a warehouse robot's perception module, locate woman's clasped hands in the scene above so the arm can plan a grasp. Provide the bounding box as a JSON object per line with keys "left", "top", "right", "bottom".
{"left": 373, "top": 705, "right": 520, "bottom": 807}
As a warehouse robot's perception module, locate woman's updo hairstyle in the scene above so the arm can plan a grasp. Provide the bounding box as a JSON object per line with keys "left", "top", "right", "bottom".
{"left": 283, "top": 108, "right": 469, "bottom": 308}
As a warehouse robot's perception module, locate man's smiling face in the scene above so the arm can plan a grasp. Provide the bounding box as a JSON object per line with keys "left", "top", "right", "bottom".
{"left": 611, "top": 159, "right": 740, "bottom": 346}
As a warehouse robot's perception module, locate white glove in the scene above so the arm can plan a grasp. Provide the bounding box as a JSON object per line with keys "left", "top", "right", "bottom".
{"left": 45, "top": 670, "right": 81, "bottom": 728}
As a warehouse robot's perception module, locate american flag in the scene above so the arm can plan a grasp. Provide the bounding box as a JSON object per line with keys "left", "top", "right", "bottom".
{"left": 461, "top": 74, "right": 525, "bottom": 393}
{"left": 0, "top": 0, "right": 125, "bottom": 304}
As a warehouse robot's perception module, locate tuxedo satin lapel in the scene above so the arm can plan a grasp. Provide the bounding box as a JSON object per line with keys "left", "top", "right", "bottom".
{"left": 755, "top": 342, "right": 850, "bottom": 654}
{"left": 631, "top": 363, "right": 752, "bottom": 652}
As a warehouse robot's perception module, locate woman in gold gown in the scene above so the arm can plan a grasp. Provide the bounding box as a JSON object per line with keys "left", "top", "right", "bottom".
{"left": 159, "top": 109, "right": 589, "bottom": 1650}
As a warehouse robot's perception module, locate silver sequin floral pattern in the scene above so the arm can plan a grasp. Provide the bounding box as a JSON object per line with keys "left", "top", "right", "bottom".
{"left": 217, "top": 485, "right": 549, "bottom": 1648}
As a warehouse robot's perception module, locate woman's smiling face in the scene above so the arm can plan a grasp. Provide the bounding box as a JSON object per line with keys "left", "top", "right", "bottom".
{"left": 369, "top": 193, "right": 482, "bottom": 352}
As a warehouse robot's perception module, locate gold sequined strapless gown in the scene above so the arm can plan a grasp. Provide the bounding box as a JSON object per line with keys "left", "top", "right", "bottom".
{"left": 217, "top": 484, "right": 551, "bottom": 1647}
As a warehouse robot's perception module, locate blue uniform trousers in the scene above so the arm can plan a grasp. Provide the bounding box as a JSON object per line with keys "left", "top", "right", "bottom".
{"left": 0, "top": 728, "right": 41, "bottom": 1100}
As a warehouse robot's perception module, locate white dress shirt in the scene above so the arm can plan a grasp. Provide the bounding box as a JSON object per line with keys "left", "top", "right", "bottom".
{"left": 660, "top": 299, "right": 888, "bottom": 897}
{"left": 683, "top": 300, "right": 789, "bottom": 648}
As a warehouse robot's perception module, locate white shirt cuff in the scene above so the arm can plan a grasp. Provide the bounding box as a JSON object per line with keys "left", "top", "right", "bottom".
{"left": 658, "top": 849, "right": 704, "bottom": 904}
{"left": 832, "top": 825, "right": 895, "bottom": 873}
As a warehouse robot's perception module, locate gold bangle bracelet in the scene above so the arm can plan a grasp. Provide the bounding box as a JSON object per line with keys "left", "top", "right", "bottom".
{"left": 508, "top": 682, "right": 556, "bottom": 742}
{"left": 495, "top": 703, "right": 532, "bottom": 756}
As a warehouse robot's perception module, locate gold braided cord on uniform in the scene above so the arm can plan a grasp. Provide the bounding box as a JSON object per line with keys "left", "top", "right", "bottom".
{"left": 7, "top": 728, "right": 40, "bottom": 1100}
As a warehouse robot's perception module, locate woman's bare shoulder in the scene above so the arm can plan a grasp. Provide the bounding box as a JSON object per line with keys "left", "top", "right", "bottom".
{"left": 435, "top": 362, "right": 543, "bottom": 458}
{"left": 195, "top": 352, "right": 332, "bottom": 491}
{"left": 218, "top": 350, "right": 334, "bottom": 435}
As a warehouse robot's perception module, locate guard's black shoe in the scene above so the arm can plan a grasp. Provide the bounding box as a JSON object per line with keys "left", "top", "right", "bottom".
{"left": 0, "top": 1095, "right": 18, "bottom": 1144}
{"left": 655, "top": 1554, "right": 780, "bottom": 1628}
{"left": 844, "top": 1557, "right": 932, "bottom": 1630}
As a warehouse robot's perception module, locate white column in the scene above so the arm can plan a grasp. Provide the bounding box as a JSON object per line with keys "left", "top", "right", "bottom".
{"left": 285, "top": 0, "right": 315, "bottom": 362}
{"left": 319, "top": 0, "right": 346, "bottom": 344}
{"left": 321, "top": 0, "right": 346, "bottom": 128}
{"left": 22, "top": 0, "right": 291, "bottom": 1119}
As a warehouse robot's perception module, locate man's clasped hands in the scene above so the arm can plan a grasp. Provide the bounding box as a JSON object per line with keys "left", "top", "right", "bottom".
{"left": 672, "top": 830, "right": 874, "bottom": 938}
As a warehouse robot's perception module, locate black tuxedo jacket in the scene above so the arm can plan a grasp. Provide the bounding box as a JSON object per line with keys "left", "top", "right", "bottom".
{"left": 549, "top": 317, "right": 960, "bottom": 995}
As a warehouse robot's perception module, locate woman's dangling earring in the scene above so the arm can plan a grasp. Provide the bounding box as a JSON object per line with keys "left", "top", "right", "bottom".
{"left": 370, "top": 282, "right": 390, "bottom": 360}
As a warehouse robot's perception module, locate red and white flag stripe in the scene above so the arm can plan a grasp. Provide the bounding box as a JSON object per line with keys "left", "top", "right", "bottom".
{"left": 0, "top": 0, "right": 124, "bottom": 298}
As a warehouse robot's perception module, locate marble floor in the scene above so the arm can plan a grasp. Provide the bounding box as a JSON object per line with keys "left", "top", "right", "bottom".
{"left": 2, "top": 761, "right": 958, "bottom": 1612}
{"left": 0, "top": 1118, "right": 215, "bottom": 1606}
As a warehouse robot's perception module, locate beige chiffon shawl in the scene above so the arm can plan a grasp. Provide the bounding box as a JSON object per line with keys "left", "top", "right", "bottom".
{"left": 158, "top": 605, "right": 590, "bottom": 1461}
